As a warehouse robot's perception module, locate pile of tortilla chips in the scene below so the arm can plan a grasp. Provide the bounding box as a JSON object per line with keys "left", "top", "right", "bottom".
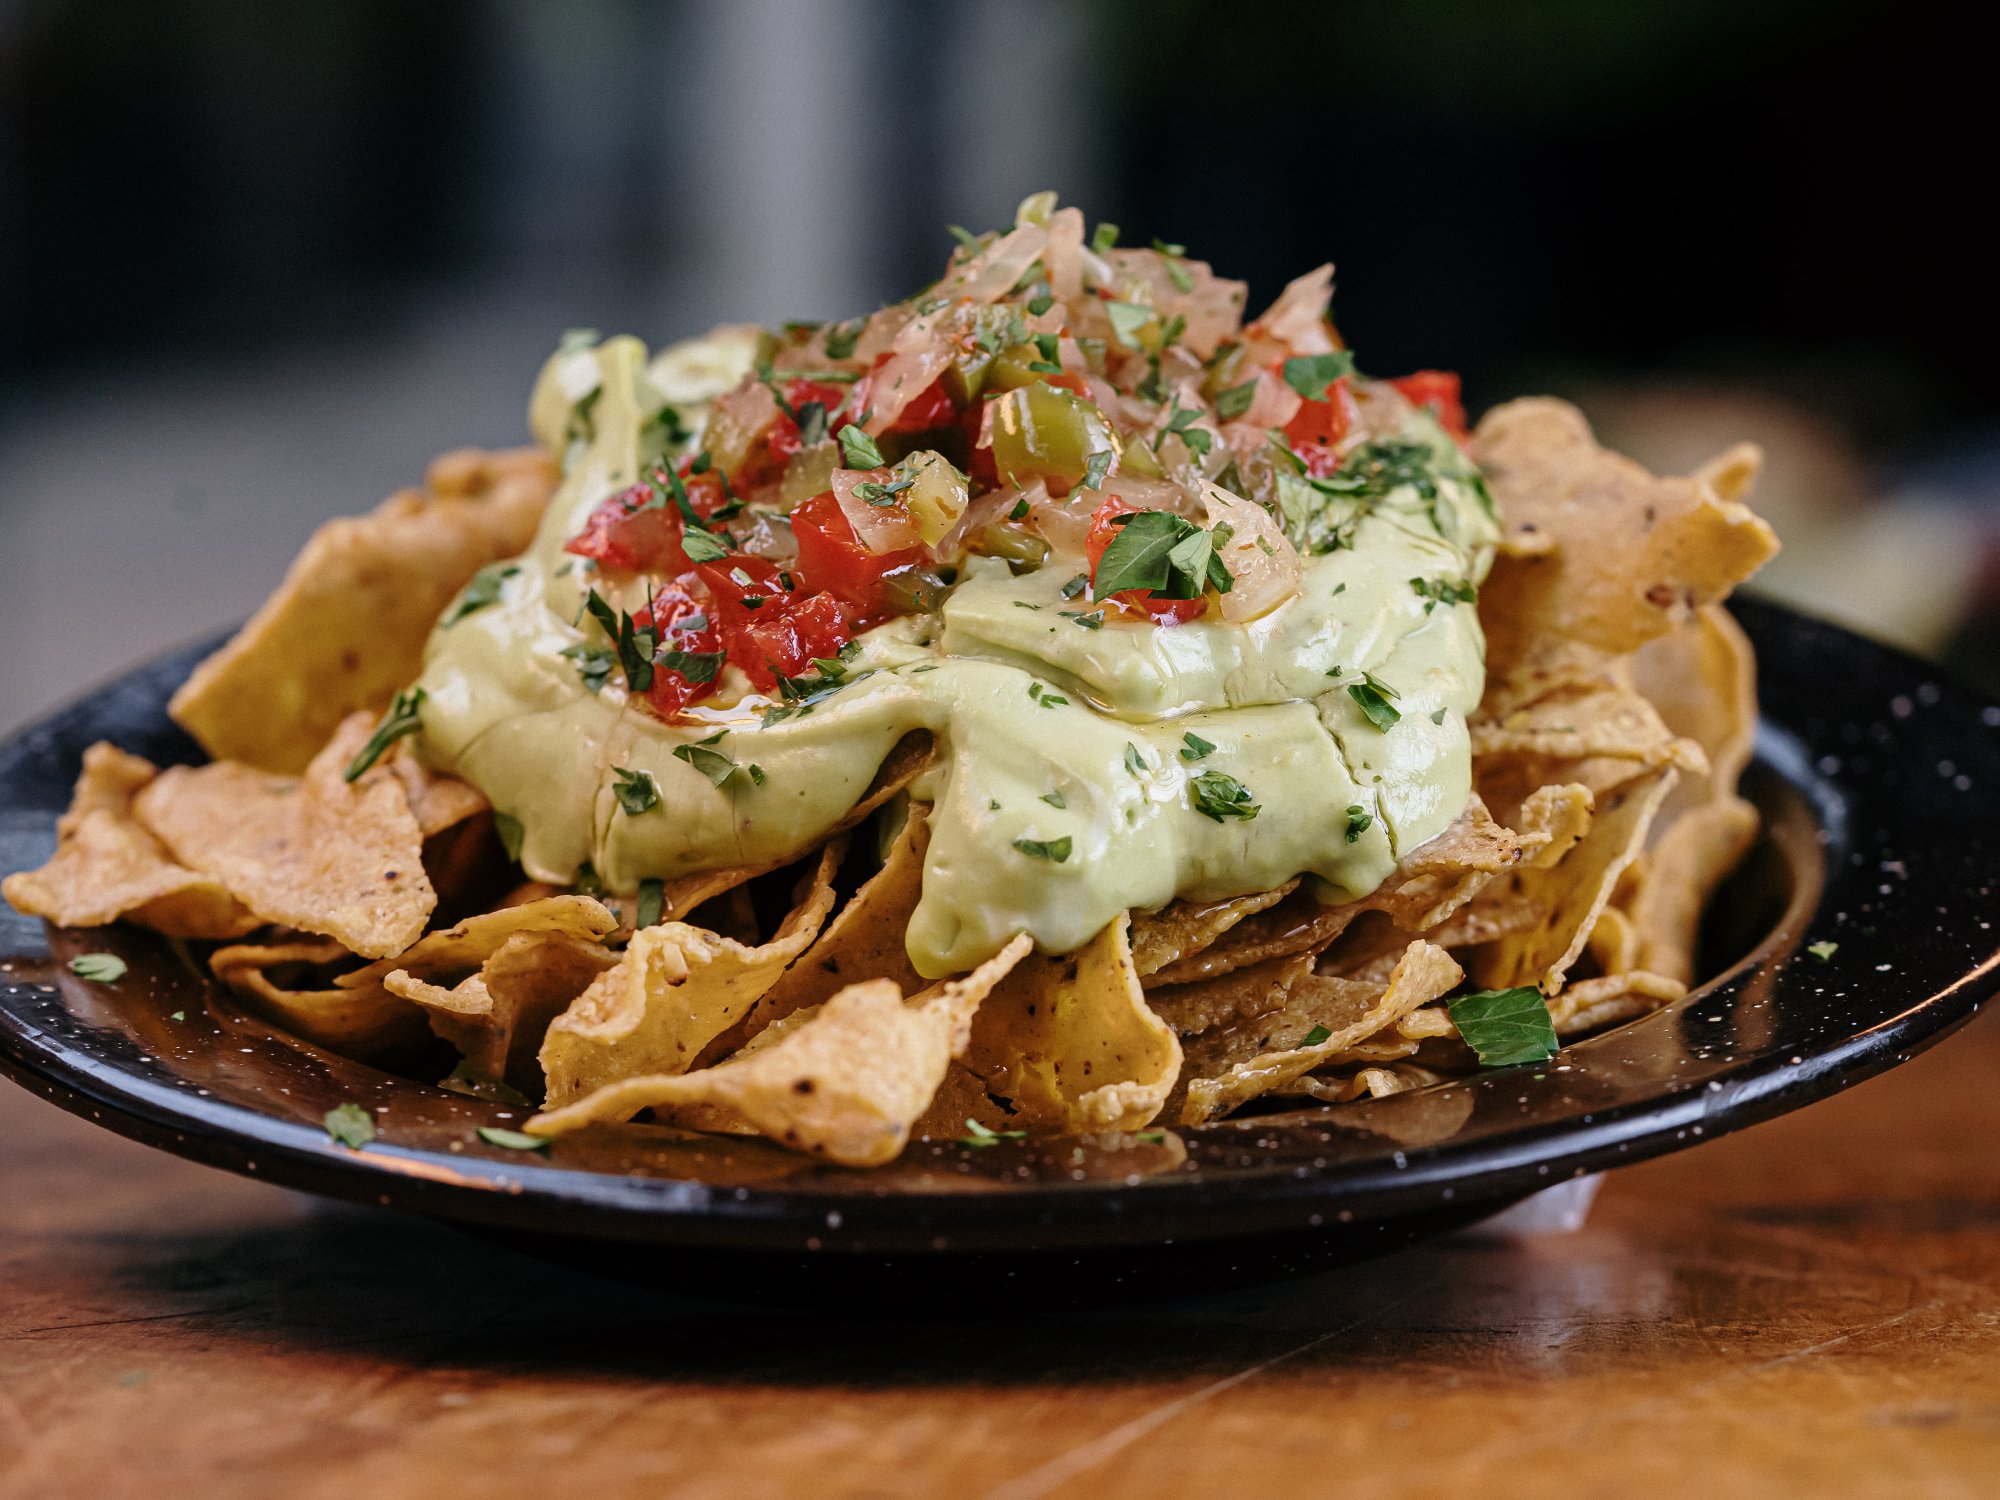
{"left": 3, "top": 401, "right": 1778, "bottom": 1168}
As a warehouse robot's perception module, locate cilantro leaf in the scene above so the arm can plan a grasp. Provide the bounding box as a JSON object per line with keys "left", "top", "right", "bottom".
{"left": 561, "top": 642, "right": 617, "bottom": 694}
{"left": 478, "top": 1126, "right": 552, "bottom": 1152}
{"left": 1163, "top": 256, "right": 1195, "bottom": 294}
{"left": 441, "top": 564, "right": 519, "bottom": 627}
{"left": 1058, "top": 610, "right": 1103, "bottom": 630}
{"left": 1281, "top": 351, "right": 1357, "bottom": 402}
{"left": 1124, "top": 743, "right": 1146, "bottom": 776}
{"left": 823, "top": 319, "right": 864, "bottom": 360}
{"left": 1807, "top": 940, "right": 1839, "bottom": 962}
{"left": 1344, "top": 804, "right": 1373, "bottom": 843}
{"left": 1447, "top": 987, "right": 1558, "bottom": 1067}
{"left": 795, "top": 400, "right": 829, "bottom": 447}
{"left": 1013, "top": 835, "right": 1072, "bottom": 862}
{"left": 748, "top": 763, "right": 766, "bottom": 785}
{"left": 1410, "top": 576, "right": 1478, "bottom": 614}
{"left": 1214, "top": 379, "right": 1259, "bottom": 422}
{"left": 612, "top": 767, "right": 660, "bottom": 816}
{"left": 1081, "top": 450, "right": 1113, "bottom": 490}
{"left": 1180, "top": 732, "right": 1215, "bottom": 761}
{"left": 1010, "top": 498, "right": 1031, "bottom": 521}
{"left": 960, "top": 1118, "right": 1028, "bottom": 1147}
{"left": 681, "top": 528, "right": 731, "bottom": 563}
{"left": 656, "top": 649, "right": 724, "bottom": 685}
{"left": 1060, "top": 573, "right": 1089, "bottom": 599}
{"left": 1299, "top": 1024, "right": 1333, "bottom": 1048}
{"left": 673, "top": 743, "right": 738, "bottom": 787}
{"left": 68, "top": 953, "right": 126, "bottom": 982}
{"left": 344, "top": 688, "right": 425, "bottom": 782}
{"left": 324, "top": 1103, "right": 375, "bottom": 1149}
{"left": 1041, "top": 790, "right": 1066, "bottom": 808}
{"left": 636, "top": 878, "right": 665, "bottom": 929}
{"left": 1189, "top": 769, "right": 1258, "bottom": 822}
{"left": 840, "top": 426, "right": 886, "bottom": 469}
{"left": 1348, "top": 682, "right": 1402, "bottom": 730}
{"left": 1092, "top": 510, "right": 1184, "bottom": 596}
{"left": 1091, "top": 223, "right": 1120, "bottom": 254}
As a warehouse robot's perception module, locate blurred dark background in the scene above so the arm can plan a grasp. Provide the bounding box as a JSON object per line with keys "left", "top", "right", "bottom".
{"left": 4, "top": 0, "right": 1997, "bottom": 731}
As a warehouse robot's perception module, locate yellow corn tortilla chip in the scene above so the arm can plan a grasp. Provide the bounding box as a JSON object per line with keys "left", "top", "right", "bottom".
{"left": 944, "top": 912, "right": 1184, "bottom": 1134}
{"left": 1181, "top": 940, "right": 1463, "bottom": 1124}
{"left": 1549, "top": 970, "right": 1686, "bottom": 1036}
{"left": 539, "top": 843, "right": 842, "bottom": 1109}
{"left": 1467, "top": 767, "right": 1677, "bottom": 995}
{"left": 134, "top": 712, "right": 435, "bottom": 959}
{"left": 1146, "top": 796, "right": 1536, "bottom": 987}
{"left": 2, "top": 743, "right": 259, "bottom": 939}
{"left": 648, "top": 729, "right": 938, "bottom": 925}
{"left": 1470, "top": 398, "right": 1779, "bottom": 678}
{"left": 1149, "top": 951, "right": 1308, "bottom": 1041}
{"left": 1588, "top": 904, "right": 1643, "bottom": 976}
{"left": 1273, "top": 1062, "right": 1443, "bottom": 1104}
{"left": 1128, "top": 881, "right": 1299, "bottom": 977}
{"left": 389, "top": 748, "right": 489, "bottom": 837}
{"left": 527, "top": 935, "right": 1034, "bottom": 1166}
{"left": 169, "top": 446, "right": 557, "bottom": 774}
{"left": 210, "top": 938, "right": 430, "bottom": 1060}
{"left": 345, "top": 894, "right": 619, "bottom": 1091}
{"left": 1471, "top": 687, "right": 1707, "bottom": 773}
{"left": 1515, "top": 782, "right": 1594, "bottom": 869}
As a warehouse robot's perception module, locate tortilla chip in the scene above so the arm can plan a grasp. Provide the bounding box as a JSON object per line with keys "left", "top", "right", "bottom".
{"left": 1588, "top": 905, "right": 1642, "bottom": 976}
{"left": 345, "top": 895, "right": 618, "bottom": 1091}
{"left": 389, "top": 748, "right": 489, "bottom": 837}
{"left": 1181, "top": 941, "right": 1463, "bottom": 1124}
{"left": 1471, "top": 687, "right": 1707, "bottom": 773}
{"left": 527, "top": 935, "right": 1034, "bottom": 1166}
{"left": 649, "top": 729, "right": 938, "bottom": 925}
{"left": 739, "top": 809, "right": 931, "bottom": 1034}
{"left": 1146, "top": 796, "right": 1535, "bottom": 987}
{"left": 2, "top": 743, "right": 260, "bottom": 939}
{"left": 134, "top": 712, "right": 434, "bottom": 959}
{"left": 1515, "top": 782, "right": 1594, "bottom": 869}
{"left": 1549, "top": 970, "right": 1686, "bottom": 1036}
{"left": 1273, "top": 1062, "right": 1440, "bottom": 1104}
{"left": 1129, "top": 881, "right": 1299, "bottom": 977}
{"left": 169, "top": 446, "right": 557, "bottom": 774}
{"left": 1149, "top": 952, "right": 1306, "bottom": 1040}
{"left": 946, "top": 912, "right": 1185, "bottom": 1134}
{"left": 1426, "top": 889, "right": 1548, "bottom": 948}
{"left": 1470, "top": 398, "right": 1779, "bottom": 681}
{"left": 539, "top": 844, "right": 842, "bottom": 1109}
{"left": 1466, "top": 768, "right": 1678, "bottom": 995}
{"left": 210, "top": 938, "right": 429, "bottom": 1060}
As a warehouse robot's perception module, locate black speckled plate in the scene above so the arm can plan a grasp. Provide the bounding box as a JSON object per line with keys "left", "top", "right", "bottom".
{"left": 5, "top": 600, "right": 1998, "bottom": 1307}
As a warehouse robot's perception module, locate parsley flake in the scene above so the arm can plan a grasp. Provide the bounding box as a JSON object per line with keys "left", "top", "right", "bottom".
{"left": 1082, "top": 450, "right": 1113, "bottom": 490}
{"left": 1281, "top": 351, "right": 1356, "bottom": 401}
{"left": 1090, "top": 222, "right": 1120, "bottom": 254}
{"left": 1058, "top": 610, "right": 1103, "bottom": 630}
{"left": 1060, "top": 573, "right": 1089, "bottom": 599}
{"left": 1430, "top": 708, "right": 1447, "bottom": 726}
{"left": 1105, "top": 301, "right": 1153, "bottom": 350}
{"left": 442, "top": 564, "right": 520, "bottom": 627}
{"left": 839, "top": 426, "right": 886, "bottom": 469}
{"left": 324, "top": 1103, "right": 375, "bottom": 1149}
{"left": 1041, "top": 790, "right": 1067, "bottom": 809}
{"left": 673, "top": 743, "right": 738, "bottom": 787}
{"left": 344, "top": 688, "right": 425, "bottom": 782}
{"left": 1189, "top": 769, "right": 1259, "bottom": 822}
{"left": 959, "top": 1118, "right": 1028, "bottom": 1147}
{"left": 1808, "top": 941, "right": 1839, "bottom": 962}
{"left": 1214, "top": 378, "right": 1259, "bottom": 422}
{"left": 1299, "top": 1024, "right": 1333, "bottom": 1048}
{"left": 1410, "top": 575, "right": 1478, "bottom": 613}
{"left": 1180, "top": 732, "right": 1216, "bottom": 761}
{"left": 612, "top": 767, "right": 660, "bottom": 816}
{"left": 1009, "top": 498, "right": 1030, "bottom": 521}
{"left": 561, "top": 642, "right": 617, "bottom": 694}
{"left": 69, "top": 953, "right": 126, "bottom": 982}
{"left": 748, "top": 763, "right": 766, "bottom": 785}
{"left": 656, "top": 648, "right": 724, "bottom": 685}
{"left": 1345, "top": 804, "right": 1373, "bottom": 843}
{"left": 1013, "top": 835, "right": 1072, "bottom": 862}
{"left": 823, "top": 319, "right": 864, "bottom": 360}
{"left": 1124, "top": 743, "right": 1146, "bottom": 776}
{"left": 1349, "top": 682, "right": 1402, "bottom": 730}
{"left": 1448, "top": 987, "right": 1558, "bottom": 1068}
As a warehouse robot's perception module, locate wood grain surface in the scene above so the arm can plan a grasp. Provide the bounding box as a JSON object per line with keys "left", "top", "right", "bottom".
{"left": 7, "top": 1005, "right": 2000, "bottom": 1500}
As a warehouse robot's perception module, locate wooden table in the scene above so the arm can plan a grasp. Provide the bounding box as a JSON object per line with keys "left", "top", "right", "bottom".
{"left": 6, "top": 1004, "right": 2000, "bottom": 1500}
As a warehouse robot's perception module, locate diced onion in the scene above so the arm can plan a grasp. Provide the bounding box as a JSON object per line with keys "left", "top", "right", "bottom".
{"left": 1199, "top": 482, "right": 1302, "bottom": 623}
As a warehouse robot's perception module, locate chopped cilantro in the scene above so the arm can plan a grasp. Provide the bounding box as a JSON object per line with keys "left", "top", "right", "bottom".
{"left": 1090, "top": 222, "right": 1120, "bottom": 254}
{"left": 344, "top": 688, "right": 425, "bottom": 782}
{"left": 494, "top": 812, "right": 525, "bottom": 861}
{"left": 612, "top": 767, "right": 660, "bottom": 816}
{"left": 1041, "top": 790, "right": 1067, "bottom": 809}
{"left": 1345, "top": 804, "right": 1373, "bottom": 843}
{"left": 442, "top": 564, "right": 519, "bottom": 627}
{"left": 1013, "top": 835, "right": 1073, "bottom": 862}
{"left": 580, "top": 590, "right": 658, "bottom": 691}
{"left": 959, "top": 1118, "right": 1027, "bottom": 1147}
{"left": 1092, "top": 510, "right": 1232, "bottom": 601}
{"left": 1028, "top": 292, "right": 1055, "bottom": 317}
{"left": 1082, "top": 450, "right": 1113, "bottom": 490}
{"left": 795, "top": 400, "right": 829, "bottom": 447}
{"left": 68, "top": 953, "right": 126, "bottom": 982}
{"left": 1281, "top": 351, "right": 1357, "bottom": 402}
{"left": 1299, "top": 1024, "right": 1333, "bottom": 1048}
{"left": 572, "top": 861, "right": 604, "bottom": 897}
{"left": 1349, "top": 682, "right": 1402, "bottom": 730}
{"left": 990, "top": 798, "right": 1001, "bottom": 810}
{"left": 1214, "top": 379, "right": 1259, "bottom": 422}
{"left": 1058, "top": 610, "right": 1103, "bottom": 630}
{"left": 1033, "top": 332, "right": 1060, "bottom": 365}
{"left": 1014, "top": 600, "right": 1043, "bottom": 612}
{"left": 1124, "top": 743, "right": 1146, "bottom": 776}
{"left": 1151, "top": 237, "right": 1186, "bottom": 256}
{"left": 561, "top": 642, "right": 617, "bottom": 694}
{"left": 1410, "top": 575, "right": 1478, "bottom": 614}
{"left": 1136, "top": 1129, "right": 1166, "bottom": 1144}
{"left": 1189, "top": 769, "right": 1259, "bottom": 822}
{"left": 1010, "top": 498, "right": 1031, "bottom": 521}
{"left": 478, "top": 1127, "right": 551, "bottom": 1152}
{"left": 171, "top": 1011, "right": 185, "bottom": 1022}
{"left": 1448, "top": 987, "right": 1558, "bottom": 1067}
{"left": 748, "top": 763, "right": 766, "bottom": 785}
{"left": 1060, "top": 573, "right": 1089, "bottom": 599}
{"left": 1808, "top": 941, "right": 1839, "bottom": 962}
{"left": 673, "top": 743, "right": 738, "bottom": 787}
{"left": 823, "top": 319, "right": 864, "bottom": 360}
{"left": 946, "top": 223, "right": 981, "bottom": 250}
{"left": 839, "top": 426, "right": 886, "bottom": 469}
{"left": 1429, "top": 708, "right": 1447, "bottom": 726}
{"left": 324, "top": 1103, "right": 375, "bottom": 1148}
{"left": 636, "top": 878, "right": 665, "bottom": 929}
{"left": 1105, "top": 301, "right": 1153, "bottom": 350}
{"left": 854, "top": 475, "right": 916, "bottom": 506}
{"left": 1180, "top": 732, "right": 1216, "bottom": 761}
{"left": 1040, "top": 693, "right": 1068, "bottom": 707}
{"left": 656, "top": 649, "right": 724, "bottom": 685}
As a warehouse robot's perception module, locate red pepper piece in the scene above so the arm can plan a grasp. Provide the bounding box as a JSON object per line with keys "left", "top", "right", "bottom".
{"left": 1386, "top": 370, "right": 1467, "bottom": 438}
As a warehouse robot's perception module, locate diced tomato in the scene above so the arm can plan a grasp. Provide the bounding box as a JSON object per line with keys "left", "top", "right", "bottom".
{"left": 690, "top": 554, "right": 797, "bottom": 631}
{"left": 754, "top": 378, "right": 859, "bottom": 482}
{"left": 790, "top": 491, "right": 928, "bottom": 625}
{"left": 634, "top": 582, "right": 725, "bottom": 718}
{"left": 1083, "top": 496, "right": 1208, "bottom": 627}
{"left": 1282, "top": 374, "right": 1360, "bottom": 450}
{"left": 889, "top": 376, "right": 957, "bottom": 434}
{"left": 1387, "top": 370, "right": 1467, "bottom": 438}
{"left": 564, "top": 481, "right": 689, "bottom": 574}
{"left": 733, "top": 590, "right": 853, "bottom": 686}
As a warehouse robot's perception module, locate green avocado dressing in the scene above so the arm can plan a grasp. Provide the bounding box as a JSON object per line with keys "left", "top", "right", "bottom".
{"left": 414, "top": 334, "right": 1499, "bottom": 979}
